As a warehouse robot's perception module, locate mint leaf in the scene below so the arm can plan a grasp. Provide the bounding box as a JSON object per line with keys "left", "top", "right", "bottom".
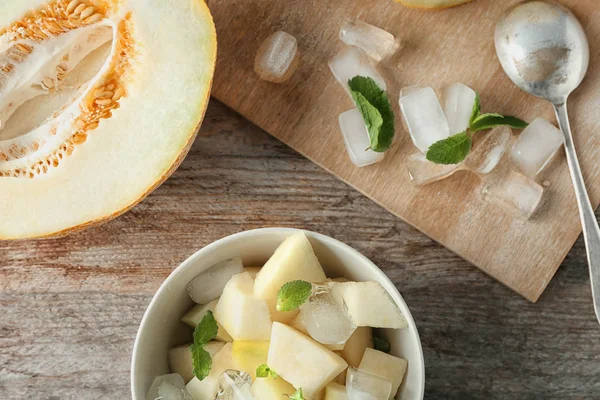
{"left": 194, "top": 311, "right": 218, "bottom": 345}
{"left": 426, "top": 132, "right": 472, "bottom": 165}
{"left": 256, "top": 364, "right": 278, "bottom": 379}
{"left": 469, "top": 92, "right": 481, "bottom": 125}
{"left": 373, "top": 336, "right": 391, "bottom": 354}
{"left": 470, "top": 114, "right": 528, "bottom": 132}
{"left": 288, "top": 388, "right": 305, "bottom": 400}
{"left": 190, "top": 344, "right": 212, "bottom": 381}
{"left": 351, "top": 90, "right": 384, "bottom": 147}
{"left": 191, "top": 311, "right": 219, "bottom": 380}
{"left": 348, "top": 76, "right": 395, "bottom": 152}
{"left": 277, "top": 280, "right": 312, "bottom": 312}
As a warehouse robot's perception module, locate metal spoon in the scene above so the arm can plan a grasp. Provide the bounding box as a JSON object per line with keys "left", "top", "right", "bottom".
{"left": 495, "top": 1, "right": 599, "bottom": 323}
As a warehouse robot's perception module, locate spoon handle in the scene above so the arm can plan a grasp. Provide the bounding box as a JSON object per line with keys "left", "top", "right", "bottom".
{"left": 554, "top": 102, "right": 600, "bottom": 324}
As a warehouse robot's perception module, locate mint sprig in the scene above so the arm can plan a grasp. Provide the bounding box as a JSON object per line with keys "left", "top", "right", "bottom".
{"left": 348, "top": 76, "right": 395, "bottom": 153}
{"left": 288, "top": 388, "right": 305, "bottom": 400}
{"left": 426, "top": 92, "right": 527, "bottom": 165}
{"left": 256, "top": 364, "right": 278, "bottom": 379}
{"left": 276, "top": 280, "right": 312, "bottom": 312}
{"left": 373, "top": 336, "right": 391, "bottom": 354}
{"left": 426, "top": 132, "right": 472, "bottom": 165}
{"left": 190, "top": 311, "right": 218, "bottom": 380}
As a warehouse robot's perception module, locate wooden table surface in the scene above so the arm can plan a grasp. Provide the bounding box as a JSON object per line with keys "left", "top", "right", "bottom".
{"left": 1, "top": 100, "right": 599, "bottom": 399}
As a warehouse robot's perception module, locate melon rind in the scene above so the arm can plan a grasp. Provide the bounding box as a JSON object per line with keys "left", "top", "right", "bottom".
{"left": 0, "top": 0, "right": 217, "bottom": 239}
{"left": 396, "top": 0, "right": 475, "bottom": 9}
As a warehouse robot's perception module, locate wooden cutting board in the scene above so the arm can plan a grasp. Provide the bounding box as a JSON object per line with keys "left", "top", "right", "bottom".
{"left": 208, "top": 0, "right": 600, "bottom": 302}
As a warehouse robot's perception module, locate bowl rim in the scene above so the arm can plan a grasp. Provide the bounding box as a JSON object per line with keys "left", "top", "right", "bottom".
{"left": 130, "top": 227, "right": 425, "bottom": 399}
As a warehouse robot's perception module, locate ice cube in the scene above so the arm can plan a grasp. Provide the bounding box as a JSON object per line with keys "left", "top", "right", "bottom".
{"left": 299, "top": 283, "right": 356, "bottom": 345}
{"left": 464, "top": 126, "right": 512, "bottom": 174}
{"left": 216, "top": 370, "right": 255, "bottom": 400}
{"left": 346, "top": 367, "right": 392, "bottom": 400}
{"left": 146, "top": 374, "right": 194, "bottom": 400}
{"left": 405, "top": 152, "right": 461, "bottom": 186}
{"left": 339, "top": 109, "right": 385, "bottom": 167}
{"left": 329, "top": 46, "right": 386, "bottom": 99}
{"left": 480, "top": 166, "right": 543, "bottom": 219}
{"left": 510, "top": 117, "right": 564, "bottom": 177}
{"left": 339, "top": 19, "right": 399, "bottom": 63}
{"left": 187, "top": 257, "right": 244, "bottom": 304}
{"left": 399, "top": 87, "right": 450, "bottom": 153}
{"left": 254, "top": 31, "right": 300, "bottom": 83}
{"left": 442, "top": 83, "right": 477, "bottom": 135}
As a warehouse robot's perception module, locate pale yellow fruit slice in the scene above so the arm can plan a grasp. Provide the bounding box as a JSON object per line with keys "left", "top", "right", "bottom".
{"left": 396, "top": 0, "right": 475, "bottom": 9}
{"left": 180, "top": 299, "right": 233, "bottom": 342}
{"left": 0, "top": 0, "right": 216, "bottom": 239}
{"left": 231, "top": 341, "right": 270, "bottom": 379}
{"left": 213, "top": 272, "right": 273, "bottom": 341}
{"left": 251, "top": 375, "right": 297, "bottom": 400}
{"left": 359, "top": 348, "right": 408, "bottom": 400}
{"left": 254, "top": 232, "right": 327, "bottom": 299}
{"left": 168, "top": 341, "right": 224, "bottom": 384}
{"left": 325, "top": 382, "right": 348, "bottom": 400}
{"left": 186, "top": 343, "right": 235, "bottom": 400}
{"left": 267, "top": 322, "right": 348, "bottom": 399}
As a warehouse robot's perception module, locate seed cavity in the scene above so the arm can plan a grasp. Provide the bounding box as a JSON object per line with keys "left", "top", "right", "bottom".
{"left": 0, "top": 2, "right": 136, "bottom": 179}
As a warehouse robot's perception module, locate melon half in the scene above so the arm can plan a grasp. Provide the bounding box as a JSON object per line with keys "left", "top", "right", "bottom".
{"left": 0, "top": 0, "right": 216, "bottom": 239}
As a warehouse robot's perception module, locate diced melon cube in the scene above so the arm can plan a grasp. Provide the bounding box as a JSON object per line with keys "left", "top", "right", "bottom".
{"left": 326, "top": 277, "right": 351, "bottom": 283}
{"left": 266, "top": 297, "right": 299, "bottom": 324}
{"left": 330, "top": 282, "right": 407, "bottom": 329}
{"left": 359, "top": 348, "right": 408, "bottom": 399}
{"left": 232, "top": 341, "right": 270, "bottom": 379}
{"left": 243, "top": 266, "right": 262, "bottom": 279}
{"left": 214, "top": 272, "right": 272, "bottom": 341}
{"left": 325, "top": 382, "right": 348, "bottom": 400}
{"left": 291, "top": 314, "right": 345, "bottom": 351}
{"left": 254, "top": 232, "right": 327, "bottom": 299}
{"left": 340, "top": 327, "right": 373, "bottom": 368}
{"left": 186, "top": 343, "right": 235, "bottom": 399}
{"left": 251, "top": 376, "right": 297, "bottom": 400}
{"left": 168, "top": 341, "right": 224, "bottom": 384}
{"left": 181, "top": 299, "right": 233, "bottom": 342}
{"left": 267, "top": 322, "right": 348, "bottom": 398}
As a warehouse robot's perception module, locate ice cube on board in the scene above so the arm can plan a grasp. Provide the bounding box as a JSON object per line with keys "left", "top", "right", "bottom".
{"left": 146, "top": 374, "right": 193, "bottom": 400}
{"left": 346, "top": 367, "right": 392, "bottom": 400}
{"left": 405, "top": 152, "right": 461, "bottom": 186}
{"left": 442, "top": 82, "right": 477, "bottom": 135}
{"left": 254, "top": 31, "right": 299, "bottom": 83}
{"left": 480, "top": 166, "right": 543, "bottom": 220}
{"left": 510, "top": 117, "right": 565, "bottom": 177}
{"left": 186, "top": 257, "right": 244, "bottom": 304}
{"left": 329, "top": 47, "right": 386, "bottom": 99}
{"left": 339, "top": 109, "right": 385, "bottom": 167}
{"left": 216, "top": 370, "right": 255, "bottom": 400}
{"left": 299, "top": 283, "right": 357, "bottom": 345}
{"left": 339, "top": 19, "right": 398, "bottom": 62}
{"left": 399, "top": 87, "right": 450, "bottom": 153}
{"left": 463, "top": 125, "right": 512, "bottom": 174}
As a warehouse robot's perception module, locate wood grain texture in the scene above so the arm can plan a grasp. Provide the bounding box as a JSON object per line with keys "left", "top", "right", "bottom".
{"left": 208, "top": 0, "right": 600, "bottom": 301}
{"left": 1, "top": 101, "right": 599, "bottom": 399}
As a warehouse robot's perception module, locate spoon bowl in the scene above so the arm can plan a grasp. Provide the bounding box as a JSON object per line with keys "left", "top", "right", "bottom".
{"left": 495, "top": 1, "right": 589, "bottom": 105}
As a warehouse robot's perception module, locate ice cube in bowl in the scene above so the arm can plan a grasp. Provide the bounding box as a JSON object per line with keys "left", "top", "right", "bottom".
{"left": 131, "top": 228, "right": 424, "bottom": 400}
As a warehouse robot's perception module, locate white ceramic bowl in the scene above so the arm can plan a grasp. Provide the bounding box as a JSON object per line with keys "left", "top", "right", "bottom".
{"left": 131, "top": 228, "right": 425, "bottom": 400}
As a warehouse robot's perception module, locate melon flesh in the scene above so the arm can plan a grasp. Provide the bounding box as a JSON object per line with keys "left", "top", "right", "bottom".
{"left": 267, "top": 322, "right": 348, "bottom": 399}
{"left": 254, "top": 232, "right": 327, "bottom": 299}
{"left": 0, "top": 0, "right": 216, "bottom": 239}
